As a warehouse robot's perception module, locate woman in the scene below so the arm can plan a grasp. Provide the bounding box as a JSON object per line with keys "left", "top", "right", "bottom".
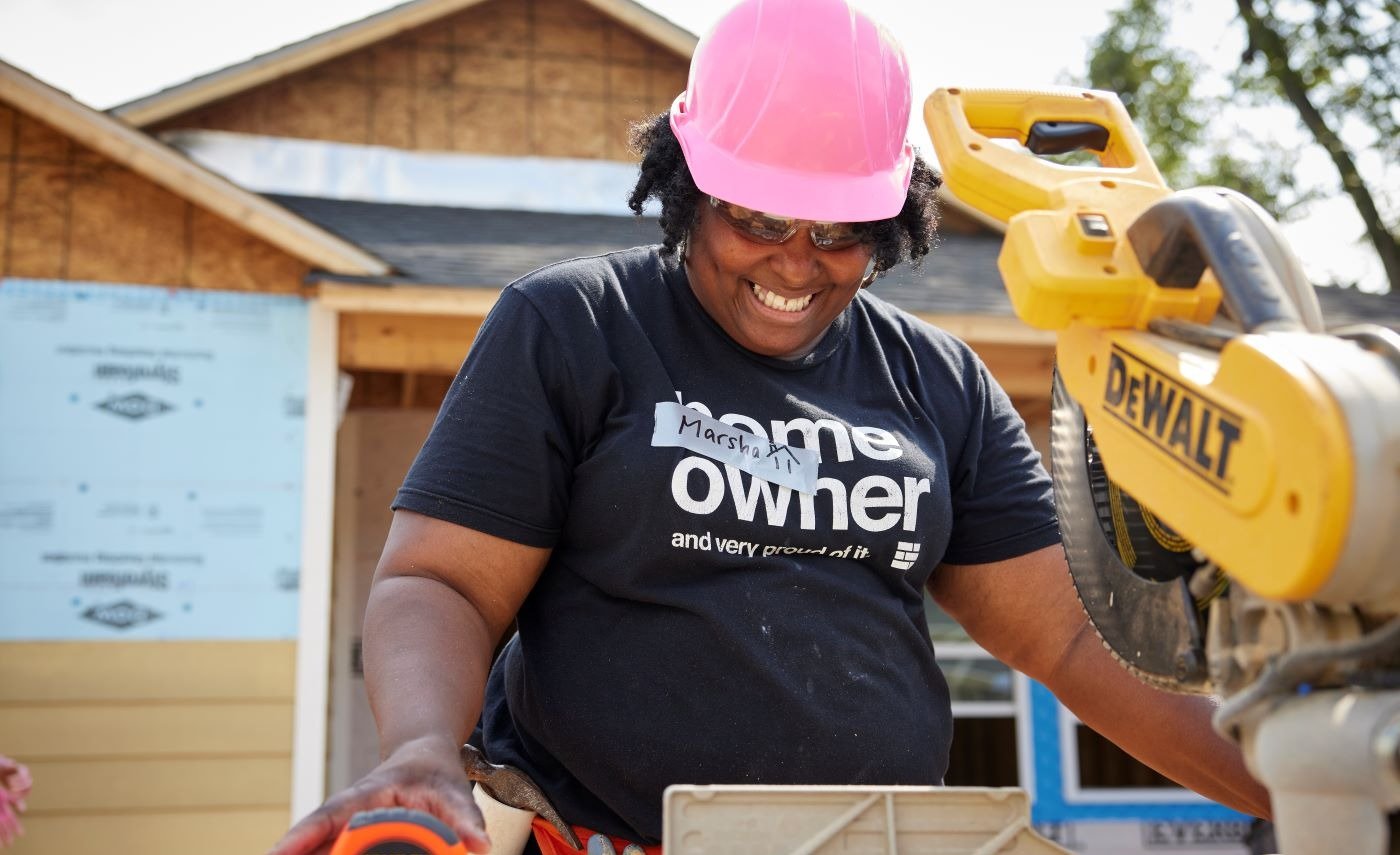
{"left": 271, "top": 1, "right": 1270, "bottom": 853}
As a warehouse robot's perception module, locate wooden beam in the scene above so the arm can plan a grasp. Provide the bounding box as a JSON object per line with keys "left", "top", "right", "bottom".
{"left": 576, "top": 0, "right": 698, "bottom": 59}
{"left": 339, "top": 312, "right": 481, "bottom": 374}
{"left": 320, "top": 285, "right": 1051, "bottom": 347}
{"left": 319, "top": 287, "right": 1050, "bottom": 349}
{"left": 400, "top": 372, "right": 419, "bottom": 409}
{"left": 966, "top": 340, "right": 1055, "bottom": 400}
{"left": 317, "top": 281, "right": 501, "bottom": 317}
{"left": 292, "top": 301, "right": 339, "bottom": 820}
{"left": 915, "top": 313, "right": 1056, "bottom": 346}
{"left": 326, "top": 291, "right": 1055, "bottom": 393}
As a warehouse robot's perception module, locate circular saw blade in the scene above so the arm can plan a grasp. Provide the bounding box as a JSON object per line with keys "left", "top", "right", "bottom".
{"left": 1050, "top": 370, "right": 1213, "bottom": 693}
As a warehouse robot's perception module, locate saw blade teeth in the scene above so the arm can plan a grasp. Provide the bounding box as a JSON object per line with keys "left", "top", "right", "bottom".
{"left": 1052, "top": 369, "right": 1213, "bottom": 695}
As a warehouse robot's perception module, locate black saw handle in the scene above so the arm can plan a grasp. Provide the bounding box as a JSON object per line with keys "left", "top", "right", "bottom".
{"left": 1127, "top": 191, "right": 1304, "bottom": 333}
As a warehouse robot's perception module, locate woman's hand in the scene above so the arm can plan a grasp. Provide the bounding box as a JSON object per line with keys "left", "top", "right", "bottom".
{"left": 266, "top": 735, "right": 491, "bottom": 855}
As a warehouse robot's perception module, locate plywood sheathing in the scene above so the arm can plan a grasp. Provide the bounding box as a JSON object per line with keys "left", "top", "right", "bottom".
{"left": 149, "top": 0, "right": 689, "bottom": 161}
{"left": 0, "top": 109, "right": 10, "bottom": 272}
{"left": 0, "top": 103, "right": 310, "bottom": 291}
{"left": 4, "top": 104, "right": 72, "bottom": 281}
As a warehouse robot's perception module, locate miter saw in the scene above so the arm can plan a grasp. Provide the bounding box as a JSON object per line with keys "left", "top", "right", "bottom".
{"left": 925, "top": 87, "right": 1400, "bottom": 855}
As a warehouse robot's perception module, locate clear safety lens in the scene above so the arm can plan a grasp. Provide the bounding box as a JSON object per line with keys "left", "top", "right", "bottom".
{"left": 709, "top": 197, "right": 863, "bottom": 251}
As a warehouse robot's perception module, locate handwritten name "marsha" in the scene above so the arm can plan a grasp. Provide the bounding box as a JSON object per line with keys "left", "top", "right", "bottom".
{"left": 677, "top": 412, "right": 798, "bottom": 471}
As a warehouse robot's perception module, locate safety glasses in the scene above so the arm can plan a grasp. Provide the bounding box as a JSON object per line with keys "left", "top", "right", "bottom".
{"left": 708, "top": 196, "right": 864, "bottom": 251}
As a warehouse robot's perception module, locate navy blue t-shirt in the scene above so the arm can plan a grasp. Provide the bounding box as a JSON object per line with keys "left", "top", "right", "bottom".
{"left": 393, "top": 246, "right": 1058, "bottom": 843}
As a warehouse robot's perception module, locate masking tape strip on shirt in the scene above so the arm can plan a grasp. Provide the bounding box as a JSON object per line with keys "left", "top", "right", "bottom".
{"left": 651, "top": 401, "right": 819, "bottom": 494}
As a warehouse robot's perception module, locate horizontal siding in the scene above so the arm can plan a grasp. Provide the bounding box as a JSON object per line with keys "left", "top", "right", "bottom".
{"left": 16, "top": 809, "right": 289, "bottom": 855}
{"left": 0, "top": 641, "right": 296, "bottom": 702}
{"left": 0, "top": 641, "right": 297, "bottom": 855}
{"left": 21, "top": 756, "right": 291, "bottom": 811}
{"left": 2, "top": 701, "right": 293, "bottom": 757}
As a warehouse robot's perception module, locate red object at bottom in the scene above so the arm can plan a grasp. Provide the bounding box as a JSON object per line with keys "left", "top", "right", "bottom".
{"left": 530, "top": 816, "right": 662, "bottom": 855}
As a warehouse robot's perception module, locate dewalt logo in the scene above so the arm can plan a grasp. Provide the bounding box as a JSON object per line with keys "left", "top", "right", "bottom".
{"left": 1102, "top": 346, "right": 1244, "bottom": 494}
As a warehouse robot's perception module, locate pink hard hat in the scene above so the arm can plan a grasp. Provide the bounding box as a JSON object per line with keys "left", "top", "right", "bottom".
{"left": 670, "top": 0, "right": 915, "bottom": 223}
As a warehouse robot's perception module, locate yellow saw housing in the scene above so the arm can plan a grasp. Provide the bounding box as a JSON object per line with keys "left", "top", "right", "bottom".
{"left": 1055, "top": 326, "right": 1353, "bottom": 600}
{"left": 925, "top": 86, "right": 1400, "bottom": 608}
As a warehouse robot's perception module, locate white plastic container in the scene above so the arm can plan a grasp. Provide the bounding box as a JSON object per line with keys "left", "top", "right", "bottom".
{"left": 663, "top": 785, "right": 1073, "bottom": 854}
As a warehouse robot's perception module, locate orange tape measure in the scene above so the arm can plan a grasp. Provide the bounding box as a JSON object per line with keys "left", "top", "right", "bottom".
{"left": 329, "top": 807, "right": 468, "bottom": 855}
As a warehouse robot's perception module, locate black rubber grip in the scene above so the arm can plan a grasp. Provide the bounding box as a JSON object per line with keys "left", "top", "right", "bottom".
{"left": 1026, "top": 120, "right": 1110, "bottom": 155}
{"left": 1127, "top": 192, "right": 1303, "bottom": 332}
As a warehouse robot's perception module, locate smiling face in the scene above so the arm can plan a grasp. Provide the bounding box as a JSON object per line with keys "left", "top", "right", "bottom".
{"left": 683, "top": 200, "right": 874, "bottom": 359}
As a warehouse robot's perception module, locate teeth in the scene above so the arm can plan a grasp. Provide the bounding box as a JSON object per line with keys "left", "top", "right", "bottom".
{"left": 749, "top": 282, "right": 813, "bottom": 313}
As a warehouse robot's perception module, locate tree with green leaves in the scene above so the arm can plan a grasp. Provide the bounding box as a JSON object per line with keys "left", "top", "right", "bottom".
{"left": 1082, "top": 0, "right": 1204, "bottom": 186}
{"left": 1080, "top": 0, "right": 1309, "bottom": 218}
{"left": 1081, "top": 0, "right": 1398, "bottom": 292}
{"left": 1232, "top": 0, "right": 1398, "bottom": 291}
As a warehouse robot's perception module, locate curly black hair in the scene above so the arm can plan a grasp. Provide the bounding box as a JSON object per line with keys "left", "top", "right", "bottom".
{"left": 626, "top": 112, "right": 943, "bottom": 279}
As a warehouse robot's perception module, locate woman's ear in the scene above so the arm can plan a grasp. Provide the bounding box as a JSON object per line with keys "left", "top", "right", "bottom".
{"left": 859, "top": 258, "right": 878, "bottom": 289}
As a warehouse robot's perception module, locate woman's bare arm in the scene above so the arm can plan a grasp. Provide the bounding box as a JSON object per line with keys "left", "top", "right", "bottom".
{"left": 930, "top": 543, "right": 1272, "bottom": 820}
{"left": 268, "top": 510, "right": 550, "bottom": 855}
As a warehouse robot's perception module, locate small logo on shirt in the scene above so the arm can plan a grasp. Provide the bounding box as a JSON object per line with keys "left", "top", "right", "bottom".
{"left": 891, "top": 541, "right": 922, "bottom": 570}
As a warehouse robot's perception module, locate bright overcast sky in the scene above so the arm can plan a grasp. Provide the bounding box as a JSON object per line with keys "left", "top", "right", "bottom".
{"left": 0, "top": 0, "right": 1385, "bottom": 291}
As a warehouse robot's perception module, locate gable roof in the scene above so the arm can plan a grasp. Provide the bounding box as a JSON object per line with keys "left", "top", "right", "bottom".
{"left": 270, "top": 193, "right": 1014, "bottom": 315}
{"left": 111, "top": 0, "right": 698, "bottom": 128}
{"left": 272, "top": 195, "right": 663, "bottom": 287}
{"left": 0, "top": 61, "right": 390, "bottom": 277}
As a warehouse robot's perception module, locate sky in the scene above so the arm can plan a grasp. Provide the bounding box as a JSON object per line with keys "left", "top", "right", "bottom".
{"left": 0, "top": 0, "right": 1386, "bottom": 292}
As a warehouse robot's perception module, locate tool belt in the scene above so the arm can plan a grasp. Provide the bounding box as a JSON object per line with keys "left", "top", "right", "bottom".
{"left": 530, "top": 816, "right": 661, "bottom": 855}
{"left": 464, "top": 743, "right": 658, "bottom": 855}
